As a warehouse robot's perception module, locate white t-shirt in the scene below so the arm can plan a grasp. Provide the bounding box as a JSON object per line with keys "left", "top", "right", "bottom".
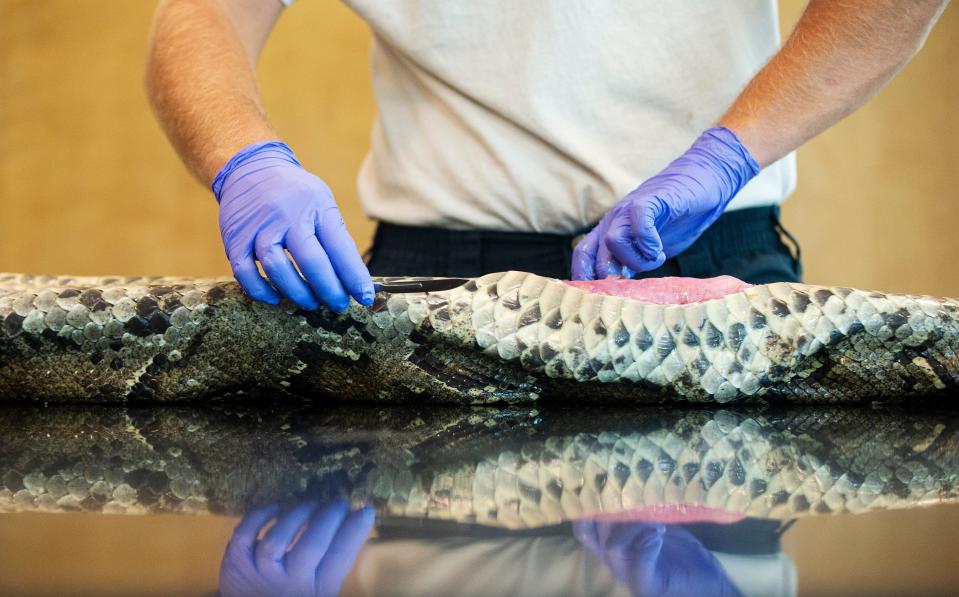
{"left": 336, "top": 0, "right": 796, "bottom": 234}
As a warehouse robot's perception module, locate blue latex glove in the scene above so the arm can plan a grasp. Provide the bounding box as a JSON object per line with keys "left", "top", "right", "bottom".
{"left": 574, "top": 520, "right": 741, "bottom": 597}
{"left": 571, "top": 127, "right": 759, "bottom": 280}
{"left": 213, "top": 141, "right": 375, "bottom": 312}
{"left": 220, "top": 500, "right": 374, "bottom": 597}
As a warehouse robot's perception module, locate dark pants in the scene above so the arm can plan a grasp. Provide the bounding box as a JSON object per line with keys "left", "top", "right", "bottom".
{"left": 366, "top": 205, "right": 802, "bottom": 284}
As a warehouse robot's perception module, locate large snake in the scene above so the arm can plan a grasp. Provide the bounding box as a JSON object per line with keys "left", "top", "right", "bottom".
{"left": 2, "top": 271, "right": 958, "bottom": 403}
{"left": 1, "top": 404, "right": 957, "bottom": 528}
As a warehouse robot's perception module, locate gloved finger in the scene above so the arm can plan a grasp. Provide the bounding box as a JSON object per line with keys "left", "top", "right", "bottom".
{"left": 571, "top": 230, "right": 600, "bottom": 281}
{"left": 313, "top": 506, "right": 375, "bottom": 596}
{"left": 227, "top": 504, "right": 281, "bottom": 559}
{"left": 629, "top": 196, "right": 667, "bottom": 265}
{"left": 316, "top": 206, "right": 375, "bottom": 306}
{"left": 572, "top": 520, "right": 602, "bottom": 554}
{"left": 595, "top": 219, "right": 627, "bottom": 279}
{"left": 603, "top": 210, "right": 655, "bottom": 275}
{"left": 286, "top": 224, "right": 350, "bottom": 313}
{"left": 285, "top": 500, "right": 350, "bottom": 576}
{"left": 606, "top": 229, "right": 667, "bottom": 274}
{"left": 603, "top": 523, "right": 665, "bottom": 584}
{"left": 603, "top": 522, "right": 665, "bottom": 552}
{"left": 660, "top": 524, "right": 702, "bottom": 546}
{"left": 255, "top": 501, "right": 318, "bottom": 574}
{"left": 255, "top": 232, "right": 319, "bottom": 311}
{"left": 229, "top": 252, "right": 280, "bottom": 305}
{"left": 593, "top": 519, "right": 618, "bottom": 558}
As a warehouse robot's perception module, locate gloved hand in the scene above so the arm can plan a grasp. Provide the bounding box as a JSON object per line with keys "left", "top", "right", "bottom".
{"left": 571, "top": 127, "right": 759, "bottom": 280}
{"left": 219, "top": 500, "right": 374, "bottom": 597}
{"left": 213, "top": 141, "right": 375, "bottom": 312}
{"left": 573, "top": 520, "right": 741, "bottom": 597}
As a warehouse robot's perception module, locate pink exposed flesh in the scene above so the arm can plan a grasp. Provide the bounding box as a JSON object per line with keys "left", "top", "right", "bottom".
{"left": 580, "top": 504, "right": 746, "bottom": 525}
{"left": 565, "top": 276, "right": 752, "bottom": 304}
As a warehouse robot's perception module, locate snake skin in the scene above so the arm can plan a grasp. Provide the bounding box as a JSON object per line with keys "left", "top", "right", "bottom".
{"left": 2, "top": 271, "right": 959, "bottom": 403}
{"left": 1, "top": 405, "right": 957, "bottom": 528}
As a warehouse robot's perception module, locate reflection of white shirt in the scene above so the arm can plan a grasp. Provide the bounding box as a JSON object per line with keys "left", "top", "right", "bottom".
{"left": 338, "top": 0, "right": 796, "bottom": 233}
{"left": 342, "top": 536, "right": 797, "bottom": 597}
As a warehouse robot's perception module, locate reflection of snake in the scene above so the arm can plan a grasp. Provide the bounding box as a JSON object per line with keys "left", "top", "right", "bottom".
{"left": 2, "top": 271, "right": 958, "bottom": 403}
{"left": 1, "top": 405, "right": 957, "bottom": 528}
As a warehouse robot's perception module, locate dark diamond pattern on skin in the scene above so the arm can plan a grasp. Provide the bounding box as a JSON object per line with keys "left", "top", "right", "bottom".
{"left": 1, "top": 271, "right": 958, "bottom": 403}
{"left": 0, "top": 405, "right": 957, "bottom": 528}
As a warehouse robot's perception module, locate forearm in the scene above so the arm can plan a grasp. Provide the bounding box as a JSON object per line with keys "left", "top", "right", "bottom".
{"left": 146, "top": 0, "right": 283, "bottom": 185}
{"left": 720, "top": 0, "right": 948, "bottom": 167}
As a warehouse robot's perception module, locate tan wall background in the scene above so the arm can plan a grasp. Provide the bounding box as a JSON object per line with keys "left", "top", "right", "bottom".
{"left": 1, "top": 1, "right": 958, "bottom": 595}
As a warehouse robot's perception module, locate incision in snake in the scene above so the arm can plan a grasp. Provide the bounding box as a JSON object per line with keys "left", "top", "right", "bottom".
{"left": 1, "top": 270, "right": 958, "bottom": 403}
{"left": 1, "top": 405, "right": 957, "bottom": 527}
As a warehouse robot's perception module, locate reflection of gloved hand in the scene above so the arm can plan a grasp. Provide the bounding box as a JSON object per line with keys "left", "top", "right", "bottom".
{"left": 573, "top": 520, "right": 741, "bottom": 597}
{"left": 213, "top": 141, "right": 375, "bottom": 312}
{"left": 571, "top": 127, "right": 759, "bottom": 280}
{"left": 220, "top": 501, "right": 374, "bottom": 597}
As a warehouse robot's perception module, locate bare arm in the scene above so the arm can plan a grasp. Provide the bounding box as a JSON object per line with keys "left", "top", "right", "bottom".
{"left": 720, "top": 0, "right": 949, "bottom": 167}
{"left": 146, "top": 0, "right": 284, "bottom": 185}
{"left": 573, "top": 0, "right": 949, "bottom": 279}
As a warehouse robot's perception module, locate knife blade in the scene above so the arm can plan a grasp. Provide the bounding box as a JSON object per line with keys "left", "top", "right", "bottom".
{"left": 373, "top": 277, "right": 471, "bottom": 294}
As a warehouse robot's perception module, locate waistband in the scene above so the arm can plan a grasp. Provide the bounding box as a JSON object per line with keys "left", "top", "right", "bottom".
{"left": 374, "top": 518, "right": 788, "bottom": 556}
{"left": 371, "top": 223, "right": 578, "bottom": 254}
{"left": 372, "top": 205, "right": 791, "bottom": 259}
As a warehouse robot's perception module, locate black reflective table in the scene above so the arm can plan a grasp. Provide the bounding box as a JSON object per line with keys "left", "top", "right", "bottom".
{"left": 2, "top": 402, "right": 958, "bottom": 596}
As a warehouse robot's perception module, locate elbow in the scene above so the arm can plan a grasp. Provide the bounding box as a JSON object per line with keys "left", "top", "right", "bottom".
{"left": 895, "top": 30, "right": 930, "bottom": 68}
{"left": 862, "top": 24, "right": 934, "bottom": 89}
{"left": 143, "top": 44, "right": 160, "bottom": 112}
{"left": 889, "top": 1, "right": 948, "bottom": 70}
{"left": 143, "top": 2, "right": 168, "bottom": 111}
{"left": 143, "top": 0, "right": 183, "bottom": 114}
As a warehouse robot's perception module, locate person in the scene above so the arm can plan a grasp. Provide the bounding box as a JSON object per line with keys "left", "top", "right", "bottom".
{"left": 147, "top": 0, "right": 948, "bottom": 312}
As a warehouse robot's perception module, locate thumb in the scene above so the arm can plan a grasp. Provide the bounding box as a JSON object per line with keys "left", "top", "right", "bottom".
{"left": 629, "top": 196, "right": 667, "bottom": 264}
{"left": 629, "top": 524, "right": 667, "bottom": 588}
{"left": 604, "top": 523, "right": 665, "bottom": 585}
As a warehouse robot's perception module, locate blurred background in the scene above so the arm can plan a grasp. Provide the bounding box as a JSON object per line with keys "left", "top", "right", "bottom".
{"left": 1, "top": 0, "right": 958, "bottom": 595}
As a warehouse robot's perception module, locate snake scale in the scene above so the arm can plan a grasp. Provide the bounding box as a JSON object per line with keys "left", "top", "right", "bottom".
{"left": 1, "top": 405, "right": 957, "bottom": 528}
{"left": 2, "top": 270, "right": 958, "bottom": 403}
